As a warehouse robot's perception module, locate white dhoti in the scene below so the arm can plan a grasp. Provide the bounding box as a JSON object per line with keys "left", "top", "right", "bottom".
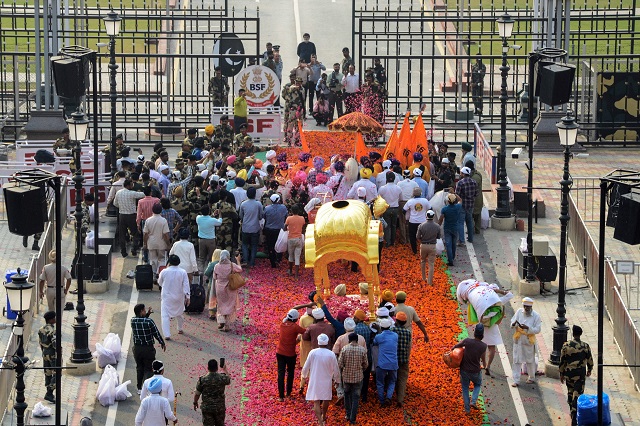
{"left": 510, "top": 308, "right": 542, "bottom": 383}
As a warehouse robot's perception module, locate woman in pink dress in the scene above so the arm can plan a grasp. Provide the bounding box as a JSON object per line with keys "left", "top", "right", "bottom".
{"left": 213, "top": 250, "right": 243, "bottom": 332}
{"left": 327, "top": 161, "right": 349, "bottom": 200}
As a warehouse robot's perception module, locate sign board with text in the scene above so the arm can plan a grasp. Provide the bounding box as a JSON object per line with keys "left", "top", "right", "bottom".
{"left": 211, "top": 110, "right": 282, "bottom": 140}
{"left": 474, "top": 123, "right": 497, "bottom": 185}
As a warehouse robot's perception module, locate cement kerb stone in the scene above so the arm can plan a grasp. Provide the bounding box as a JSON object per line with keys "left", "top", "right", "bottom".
{"left": 65, "top": 359, "right": 96, "bottom": 376}
{"left": 518, "top": 278, "right": 540, "bottom": 297}
{"left": 545, "top": 362, "right": 561, "bottom": 379}
{"left": 491, "top": 214, "right": 516, "bottom": 231}
{"left": 86, "top": 279, "right": 109, "bottom": 294}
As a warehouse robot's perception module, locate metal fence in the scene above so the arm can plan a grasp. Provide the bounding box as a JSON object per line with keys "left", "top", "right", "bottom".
{"left": 568, "top": 194, "right": 640, "bottom": 391}
{"left": 0, "top": 0, "right": 260, "bottom": 143}
{"left": 0, "top": 180, "right": 67, "bottom": 423}
{"left": 352, "top": 0, "right": 640, "bottom": 145}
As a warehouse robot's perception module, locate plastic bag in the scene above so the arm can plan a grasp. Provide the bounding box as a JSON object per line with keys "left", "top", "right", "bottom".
{"left": 96, "top": 365, "right": 119, "bottom": 406}
{"left": 443, "top": 347, "right": 464, "bottom": 368}
{"left": 519, "top": 237, "right": 527, "bottom": 253}
{"left": 32, "top": 402, "right": 52, "bottom": 417}
{"left": 435, "top": 239, "right": 445, "bottom": 255}
{"left": 577, "top": 393, "right": 611, "bottom": 425}
{"left": 93, "top": 343, "right": 117, "bottom": 368}
{"left": 115, "top": 380, "right": 132, "bottom": 401}
{"left": 103, "top": 333, "right": 122, "bottom": 362}
{"left": 481, "top": 207, "right": 490, "bottom": 229}
{"left": 275, "top": 229, "right": 289, "bottom": 253}
{"left": 86, "top": 231, "right": 95, "bottom": 249}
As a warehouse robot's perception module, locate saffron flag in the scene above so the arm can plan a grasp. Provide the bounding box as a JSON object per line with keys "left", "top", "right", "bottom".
{"left": 383, "top": 121, "right": 399, "bottom": 161}
{"left": 355, "top": 132, "right": 369, "bottom": 160}
{"left": 298, "top": 120, "right": 310, "bottom": 153}
{"left": 396, "top": 112, "right": 413, "bottom": 169}
{"left": 411, "top": 114, "right": 431, "bottom": 175}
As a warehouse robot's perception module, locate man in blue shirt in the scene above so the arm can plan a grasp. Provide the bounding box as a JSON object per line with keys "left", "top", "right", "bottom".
{"left": 239, "top": 187, "right": 263, "bottom": 267}
{"left": 262, "top": 194, "right": 288, "bottom": 268}
{"left": 196, "top": 206, "right": 222, "bottom": 272}
{"left": 411, "top": 168, "right": 429, "bottom": 198}
{"left": 439, "top": 192, "right": 463, "bottom": 266}
{"left": 373, "top": 318, "right": 398, "bottom": 406}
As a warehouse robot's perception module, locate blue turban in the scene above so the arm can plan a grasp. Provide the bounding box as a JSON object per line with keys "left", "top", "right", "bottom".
{"left": 148, "top": 377, "right": 162, "bottom": 394}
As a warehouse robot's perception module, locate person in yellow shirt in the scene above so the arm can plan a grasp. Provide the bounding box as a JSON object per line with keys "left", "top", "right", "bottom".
{"left": 233, "top": 89, "right": 248, "bottom": 133}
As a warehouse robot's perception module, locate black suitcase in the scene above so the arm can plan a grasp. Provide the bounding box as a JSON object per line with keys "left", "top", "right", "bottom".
{"left": 135, "top": 264, "right": 154, "bottom": 291}
{"left": 185, "top": 276, "right": 206, "bottom": 314}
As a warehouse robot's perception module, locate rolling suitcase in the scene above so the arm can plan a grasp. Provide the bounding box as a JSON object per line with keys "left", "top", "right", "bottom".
{"left": 185, "top": 275, "right": 205, "bottom": 314}
{"left": 135, "top": 264, "right": 154, "bottom": 291}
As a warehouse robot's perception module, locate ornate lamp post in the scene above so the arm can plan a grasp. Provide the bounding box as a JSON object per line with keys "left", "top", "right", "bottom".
{"left": 4, "top": 269, "right": 35, "bottom": 426}
{"left": 66, "top": 111, "right": 93, "bottom": 365}
{"left": 103, "top": 10, "right": 122, "bottom": 179}
{"left": 549, "top": 111, "right": 578, "bottom": 365}
{"left": 494, "top": 13, "right": 515, "bottom": 218}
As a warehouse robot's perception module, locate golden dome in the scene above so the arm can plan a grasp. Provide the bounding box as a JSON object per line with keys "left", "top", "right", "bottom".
{"left": 314, "top": 200, "right": 371, "bottom": 250}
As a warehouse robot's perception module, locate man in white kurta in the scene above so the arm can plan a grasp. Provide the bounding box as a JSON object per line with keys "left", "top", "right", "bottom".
{"left": 169, "top": 229, "right": 198, "bottom": 283}
{"left": 158, "top": 255, "right": 191, "bottom": 339}
{"left": 135, "top": 377, "right": 177, "bottom": 425}
{"left": 143, "top": 204, "right": 170, "bottom": 276}
{"left": 140, "top": 360, "right": 175, "bottom": 402}
{"left": 510, "top": 297, "right": 542, "bottom": 386}
{"left": 301, "top": 334, "right": 340, "bottom": 426}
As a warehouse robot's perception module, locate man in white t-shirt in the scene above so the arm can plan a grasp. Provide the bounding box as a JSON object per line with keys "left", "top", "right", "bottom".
{"left": 397, "top": 171, "right": 420, "bottom": 245}
{"left": 378, "top": 171, "right": 403, "bottom": 247}
{"left": 403, "top": 187, "right": 431, "bottom": 254}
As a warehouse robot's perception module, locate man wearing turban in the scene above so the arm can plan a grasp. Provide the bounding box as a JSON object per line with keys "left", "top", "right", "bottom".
{"left": 301, "top": 334, "right": 341, "bottom": 426}
{"left": 135, "top": 377, "right": 177, "bottom": 425}
{"left": 510, "top": 297, "right": 542, "bottom": 386}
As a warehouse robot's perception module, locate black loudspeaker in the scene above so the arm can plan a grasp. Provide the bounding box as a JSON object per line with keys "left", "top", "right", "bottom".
{"left": 613, "top": 193, "right": 640, "bottom": 245}
{"left": 3, "top": 182, "right": 47, "bottom": 236}
{"left": 536, "top": 63, "right": 576, "bottom": 107}
{"left": 51, "top": 56, "right": 89, "bottom": 98}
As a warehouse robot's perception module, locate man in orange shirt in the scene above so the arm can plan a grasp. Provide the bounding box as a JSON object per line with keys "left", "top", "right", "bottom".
{"left": 284, "top": 204, "right": 306, "bottom": 278}
{"left": 137, "top": 187, "right": 159, "bottom": 262}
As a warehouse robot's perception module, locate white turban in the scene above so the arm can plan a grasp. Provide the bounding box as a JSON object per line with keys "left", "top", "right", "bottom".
{"left": 266, "top": 150, "right": 277, "bottom": 160}
{"left": 522, "top": 297, "right": 534, "bottom": 306}
{"left": 357, "top": 187, "right": 366, "bottom": 197}
{"left": 376, "top": 307, "right": 390, "bottom": 317}
{"left": 379, "top": 318, "right": 392, "bottom": 329}
{"left": 270, "top": 194, "right": 281, "bottom": 203}
{"left": 344, "top": 318, "right": 356, "bottom": 331}
{"left": 312, "top": 308, "right": 325, "bottom": 320}
{"left": 384, "top": 302, "right": 396, "bottom": 314}
{"left": 317, "top": 333, "right": 330, "bottom": 346}
{"left": 157, "top": 164, "right": 169, "bottom": 173}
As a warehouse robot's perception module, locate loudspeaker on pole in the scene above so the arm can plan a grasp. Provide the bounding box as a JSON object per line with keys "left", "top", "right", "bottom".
{"left": 3, "top": 182, "right": 47, "bottom": 236}
{"left": 613, "top": 192, "right": 640, "bottom": 245}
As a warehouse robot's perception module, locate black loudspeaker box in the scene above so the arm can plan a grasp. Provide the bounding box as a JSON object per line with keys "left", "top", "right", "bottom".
{"left": 51, "top": 56, "right": 89, "bottom": 98}
{"left": 537, "top": 63, "right": 576, "bottom": 107}
{"left": 81, "top": 245, "right": 112, "bottom": 281}
{"left": 613, "top": 193, "right": 640, "bottom": 245}
{"left": 3, "top": 182, "right": 47, "bottom": 236}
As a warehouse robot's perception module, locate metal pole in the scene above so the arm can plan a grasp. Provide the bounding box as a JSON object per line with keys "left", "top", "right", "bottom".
{"left": 549, "top": 142, "right": 571, "bottom": 364}
{"left": 54, "top": 176, "right": 62, "bottom": 425}
{"left": 495, "top": 36, "right": 511, "bottom": 218}
{"left": 13, "top": 312, "right": 27, "bottom": 426}
{"left": 526, "top": 51, "right": 538, "bottom": 282}
{"left": 35, "top": 0, "right": 42, "bottom": 110}
{"left": 597, "top": 179, "right": 606, "bottom": 425}
{"left": 71, "top": 138, "right": 91, "bottom": 364}
{"left": 91, "top": 54, "right": 101, "bottom": 281}
{"left": 109, "top": 35, "right": 118, "bottom": 179}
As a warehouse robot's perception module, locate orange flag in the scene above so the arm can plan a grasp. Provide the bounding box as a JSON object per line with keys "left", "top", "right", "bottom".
{"left": 355, "top": 132, "right": 368, "bottom": 160}
{"left": 383, "top": 121, "right": 399, "bottom": 161}
{"left": 396, "top": 112, "right": 413, "bottom": 169}
{"left": 411, "top": 114, "right": 431, "bottom": 180}
{"left": 298, "top": 120, "right": 310, "bottom": 152}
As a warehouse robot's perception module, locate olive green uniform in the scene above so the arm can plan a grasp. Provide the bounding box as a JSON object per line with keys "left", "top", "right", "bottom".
{"left": 38, "top": 323, "right": 57, "bottom": 393}
{"left": 559, "top": 339, "right": 594, "bottom": 424}
{"left": 208, "top": 76, "right": 230, "bottom": 107}
{"left": 53, "top": 137, "right": 76, "bottom": 173}
{"left": 215, "top": 200, "right": 238, "bottom": 252}
{"left": 195, "top": 371, "right": 231, "bottom": 426}
{"left": 186, "top": 188, "right": 209, "bottom": 248}
{"left": 214, "top": 124, "right": 234, "bottom": 147}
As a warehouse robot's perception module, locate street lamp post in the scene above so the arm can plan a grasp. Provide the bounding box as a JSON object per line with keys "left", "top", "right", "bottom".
{"left": 66, "top": 111, "right": 93, "bottom": 365}
{"left": 103, "top": 10, "right": 121, "bottom": 179}
{"left": 494, "top": 13, "right": 514, "bottom": 218}
{"left": 549, "top": 111, "right": 578, "bottom": 365}
{"left": 4, "top": 269, "right": 35, "bottom": 426}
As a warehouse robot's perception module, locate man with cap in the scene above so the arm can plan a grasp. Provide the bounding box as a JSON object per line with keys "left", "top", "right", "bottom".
{"left": 416, "top": 209, "right": 442, "bottom": 284}
{"left": 232, "top": 123, "right": 252, "bottom": 153}
{"left": 239, "top": 187, "right": 263, "bottom": 268}
{"left": 262, "top": 193, "right": 288, "bottom": 267}
{"left": 372, "top": 317, "right": 399, "bottom": 406}
{"left": 467, "top": 160, "right": 484, "bottom": 235}
{"left": 327, "top": 62, "right": 344, "bottom": 119}
{"left": 39, "top": 250, "right": 72, "bottom": 313}
{"left": 135, "top": 377, "right": 177, "bottom": 425}
{"left": 347, "top": 168, "right": 377, "bottom": 202}
{"left": 411, "top": 167, "right": 429, "bottom": 199}
{"left": 314, "top": 295, "right": 347, "bottom": 338}
{"left": 156, "top": 164, "right": 171, "bottom": 197}
{"left": 403, "top": 187, "right": 432, "bottom": 254}
{"left": 392, "top": 311, "right": 413, "bottom": 407}
{"left": 394, "top": 291, "right": 429, "bottom": 343}
{"left": 461, "top": 141, "right": 476, "bottom": 169}
{"left": 455, "top": 167, "right": 479, "bottom": 244}
{"left": 214, "top": 115, "right": 234, "bottom": 147}
{"left": 397, "top": 169, "right": 419, "bottom": 244}
{"left": 140, "top": 360, "right": 175, "bottom": 402}
{"left": 194, "top": 359, "right": 231, "bottom": 426}
{"left": 208, "top": 66, "right": 229, "bottom": 107}
{"left": 375, "top": 160, "right": 392, "bottom": 188}
{"left": 510, "top": 297, "right": 542, "bottom": 386}
{"left": 277, "top": 308, "right": 306, "bottom": 401}
{"left": 187, "top": 175, "right": 209, "bottom": 250}
{"left": 333, "top": 318, "right": 366, "bottom": 355}
{"left": 38, "top": 311, "right": 57, "bottom": 403}
{"left": 169, "top": 228, "right": 198, "bottom": 283}
{"left": 185, "top": 127, "right": 198, "bottom": 146}
{"left": 435, "top": 157, "right": 455, "bottom": 192}
{"left": 303, "top": 308, "right": 336, "bottom": 350}
{"left": 453, "top": 323, "right": 487, "bottom": 413}
{"left": 158, "top": 255, "right": 191, "bottom": 340}
{"left": 560, "top": 325, "right": 594, "bottom": 425}
{"left": 378, "top": 171, "right": 402, "bottom": 247}
{"left": 301, "top": 333, "right": 340, "bottom": 426}
{"left": 353, "top": 309, "right": 373, "bottom": 402}
{"left": 338, "top": 332, "right": 368, "bottom": 424}
{"left": 439, "top": 192, "right": 462, "bottom": 266}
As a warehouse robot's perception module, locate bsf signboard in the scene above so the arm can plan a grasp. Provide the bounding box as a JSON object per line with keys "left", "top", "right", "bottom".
{"left": 211, "top": 111, "right": 282, "bottom": 140}
{"left": 234, "top": 65, "right": 281, "bottom": 108}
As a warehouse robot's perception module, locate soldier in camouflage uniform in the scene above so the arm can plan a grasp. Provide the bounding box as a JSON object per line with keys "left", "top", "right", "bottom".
{"left": 208, "top": 67, "right": 230, "bottom": 108}
{"left": 559, "top": 325, "right": 594, "bottom": 426}
{"left": 193, "top": 359, "right": 232, "bottom": 426}
{"left": 52, "top": 127, "right": 76, "bottom": 174}
{"left": 213, "top": 190, "right": 238, "bottom": 253}
{"left": 214, "top": 116, "right": 235, "bottom": 147}
{"left": 281, "top": 73, "right": 296, "bottom": 139}
{"left": 38, "top": 311, "right": 57, "bottom": 403}
{"left": 232, "top": 124, "right": 252, "bottom": 154}
{"left": 102, "top": 134, "right": 129, "bottom": 161}
{"left": 185, "top": 128, "right": 198, "bottom": 147}
{"left": 284, "top": 78, "right": 305, "bottom": 147}
{"left": 186, "top": 176, "right": 209, "bottom": 251}
{"left": 81, "top": 193, "right": 94, "bottom": 240}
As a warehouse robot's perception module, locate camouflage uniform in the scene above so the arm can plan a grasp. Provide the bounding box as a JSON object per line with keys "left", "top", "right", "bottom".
{"left": 208, "top": 76, "right": 230, "bottom": 107}
{"left": 559, "top": 338, "right": 594, "bottom": 424}
{"left": 232, "top": 134, "right": 251, "bottom": 154}
{"left": 195, "top": 371, "right": 231, "bottom": 426}
{"left": 171, "top": 198, "right": 190, "bottom": 223}
{"left": 284, "top": 85, "right": 304, "bottom": 146}
{"left": 81, "top": 201, "right": 92, "bottom": 240}
{"left": 214, "top": 124, "right": 235, "bottom": 147}
{"left": 102, "top": 143, "right": 127, "bottom": 160}
{"left": 187, "top": 187, "right": 209, "bottom": 248}
{"left": 38, "top": 323, "right": 56, "bottom": 393}
{"left": 215, "top": 200, "right": 238, "bottom": 252}
{"left": 282, "top": 82, "right": 293, "bottom": 130}
{"left": 53, "top": 137, "right": 76, "bottom": 173}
